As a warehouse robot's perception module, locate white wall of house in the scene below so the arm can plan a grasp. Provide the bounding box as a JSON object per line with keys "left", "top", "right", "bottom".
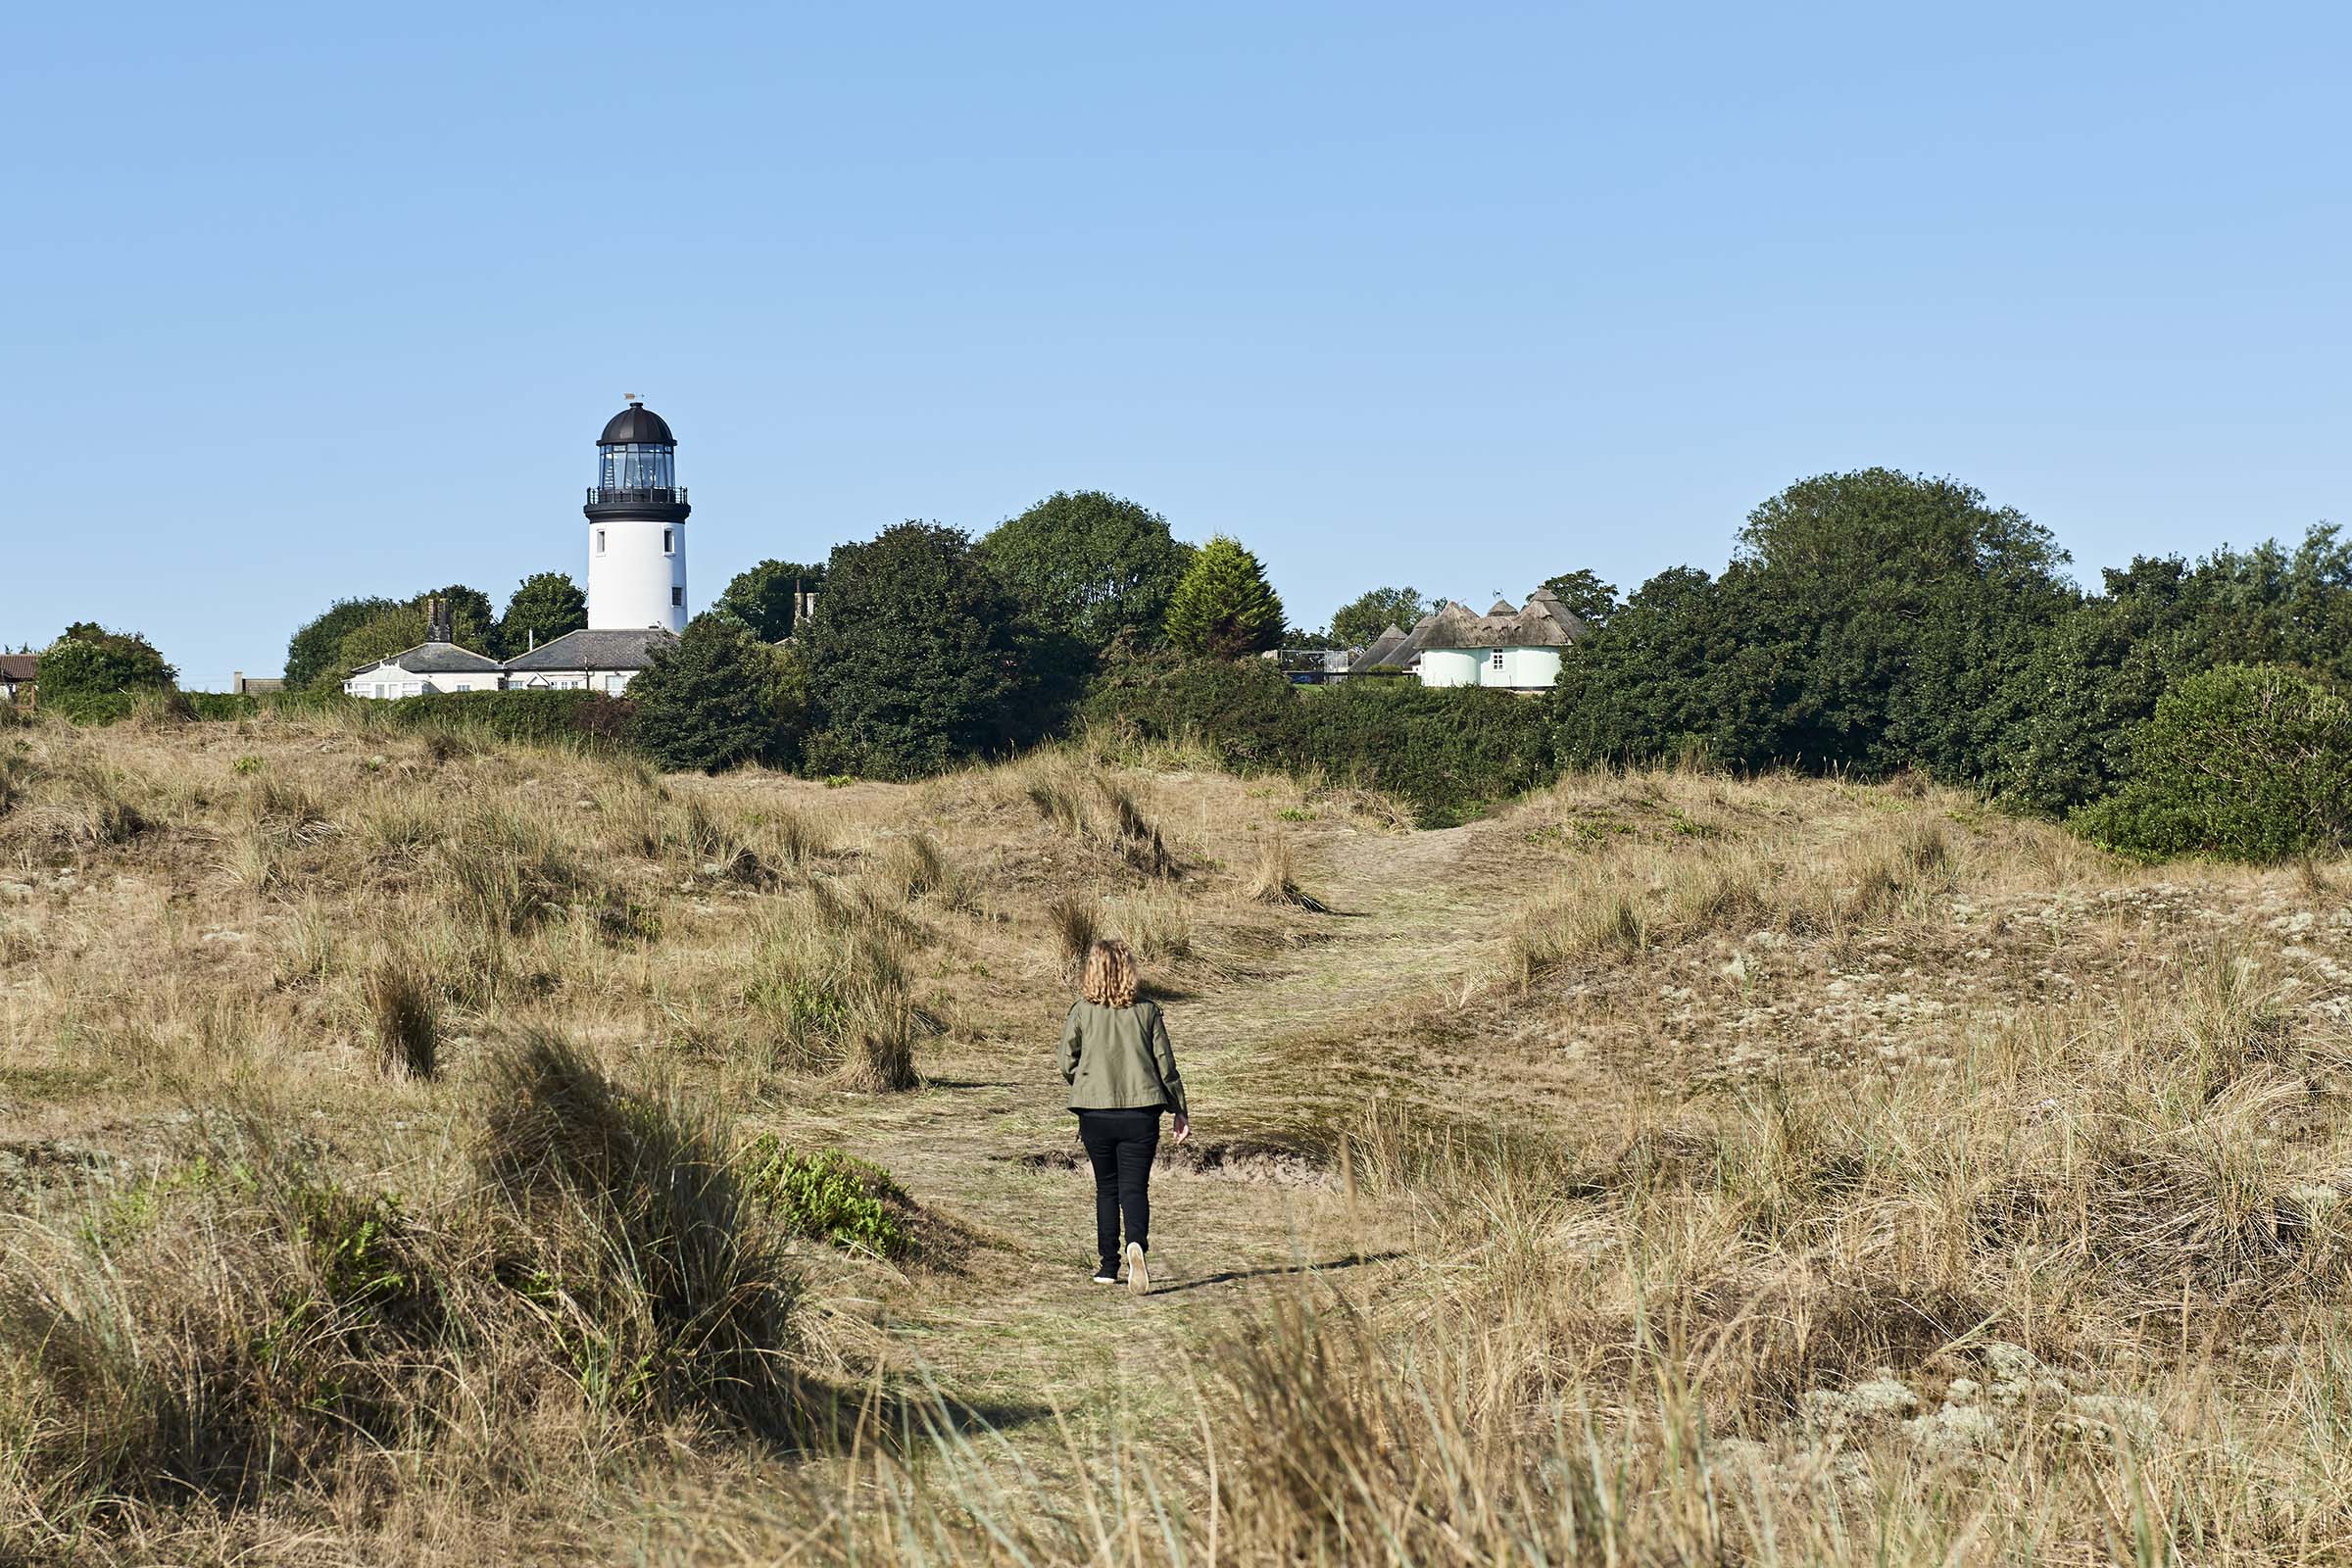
{"left": 510, "top": 668, "right": 641, "bottom": 695}
{"left": 1488, "top": 646, "right": 1563, "bottom": 690}
{"left": 342, "top": 661, "right": 503, "bottom": 700}
{"left": 587, "top": 516, "right": 686, "bottom": 633}
{"left": 1418, "top": 648, "right": 1482, "bottom": 688}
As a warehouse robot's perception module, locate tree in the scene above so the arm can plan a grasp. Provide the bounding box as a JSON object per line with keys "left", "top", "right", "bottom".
{"left": 286, "top": 596, "right": 399, "bottom": 689}
{"left": 1551, "top": 471, "right": 2074, "bottom": 779}
{"left": 1728, "top": 469, "right": 2074, "bottom": 778}
{"left": 1329, "top": 587, "right": 1429, "bottom": 649}
{"left": 1162, "top": 535, "right": 1286, "bottom": 661}
{"left": 800, "top": 521, "right": 1031, "bottom": 779}
{"left": 1550, "top": 566, "right": 1782, "bottom": 767}
{"left": 629, "top": 613, "right": 808, "bottom": 773}
{"left": 975, "top": 491, "right": 1196, "bottom": 654}
{"left": 1984, "top": 525, "right": 2352, "bottom": 813}
{"left": 1537, "top": 569, "right": 1618, "bottom": 630}
{"left": 498, "top": 571, "right": 587, "bottom": 657}
{"left": 37, "top": 623, "right": 176, "bottom": 716}
{"left": 713, "top": 560, "right": 827, "bottom": 642}
{"left": 335, "top": 606, "right": 433, "bottom": 677}
{"left": 319, "top": 590, "right": 497, "bottom": 685}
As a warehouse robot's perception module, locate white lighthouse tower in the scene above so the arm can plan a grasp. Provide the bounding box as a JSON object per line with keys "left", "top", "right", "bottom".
{"left": 585, "top": 397, "right": 689, "bottom": 632}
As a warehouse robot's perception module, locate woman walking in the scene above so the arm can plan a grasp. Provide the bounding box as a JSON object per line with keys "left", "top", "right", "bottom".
{"left": 1059, "top": 938, "right": 1190, "bottom": 1294}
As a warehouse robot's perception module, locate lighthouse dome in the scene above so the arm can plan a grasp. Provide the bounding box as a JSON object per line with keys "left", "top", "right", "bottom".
{"left": 599, "top": 403, "right": 677, "bottom": 446}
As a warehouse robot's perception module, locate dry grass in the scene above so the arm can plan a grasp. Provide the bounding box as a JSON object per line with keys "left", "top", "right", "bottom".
{"left": 364, "top": 953, "right": 439, "bottom": 1078}
{"left": 1045, "top": 892, "right": 1096, "bottom": 977}
{"left": 4, "top": 714, "right": 2349, "bottom": 1564}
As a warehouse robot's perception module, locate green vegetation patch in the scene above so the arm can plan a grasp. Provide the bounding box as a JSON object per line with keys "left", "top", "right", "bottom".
{"left": 739, "top": 1134, "right": 919, "bottom": 1259}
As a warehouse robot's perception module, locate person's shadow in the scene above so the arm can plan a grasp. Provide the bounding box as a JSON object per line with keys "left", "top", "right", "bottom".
{"left": 1145, "top": 1250, "right": 1402, "bottom": 1297}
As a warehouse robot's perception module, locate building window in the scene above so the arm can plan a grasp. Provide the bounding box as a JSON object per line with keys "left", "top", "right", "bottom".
{"left": 596, "top": 529, "right": 606, "bottom": 554}
{"left": 1491, "top": 650, "right": 1505, "bottom": 669}
{"left": 371, "top": 683, "right": 386, "bottom": 699}
{"left": 662, "top": 527, "right": 673, "bottom": 554}
{"left": 453, "top": 682, "right": 469, "bottom": 692}
{"left": 671, "top": 586, "right": 683, "bottom": 607}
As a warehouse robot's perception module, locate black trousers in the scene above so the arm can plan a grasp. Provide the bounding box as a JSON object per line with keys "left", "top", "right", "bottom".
{"left": 1077, "top": 1108, "right": 1161, "bottom": 1263}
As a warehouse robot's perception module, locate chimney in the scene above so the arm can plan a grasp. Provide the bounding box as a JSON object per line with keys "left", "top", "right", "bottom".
{"left": 426, "top": 596, "right": 452, "bottom": 644}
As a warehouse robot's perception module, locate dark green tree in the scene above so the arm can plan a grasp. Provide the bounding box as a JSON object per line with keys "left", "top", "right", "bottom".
{"left": 37, "top": 624, "right": 176, "bottom": 716}
{"left": 1537, "top": 568, "right": 1619, "bottom": 630}
{"left": 1162, "top": 535, "right": 1286, "bottom": 661}
{"left": 497, "top": 571, "right": 587, "bottom": 658}
{"left": 801, "top": 521, "right": 1032, "bottom": 779}
{"left": 1726, "top": 469, "right": 2075, "bottom": 778}
{"left": 713, "top": 559, "right": 827, "bottom": 642}
{"left": 629, "top": 613, "right": 808, "bottom": 773}
{"left": 1551, "top": 566, "right": 1784, "bottom": 767}
{"left": 974, "top": 491, "right": 1194, "bottom": 652}
{"left": 1329, "top": 586, "right": 1429, "bottom": 649}
{"left": 286, "top": 596, "right": 399, "bottom": 689}
{"left": 1984, "top": 526, "right": 2352, "bottom": 813}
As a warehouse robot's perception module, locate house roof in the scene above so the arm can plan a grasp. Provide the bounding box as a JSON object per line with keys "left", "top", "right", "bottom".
{"left": 0, "top": 654, "right": 36, "bottom": 682}
{"left": 1366, "top": 612, "right": 1443, "bottom": 670}
{"left": 503, "top": 626, "right": 676, "bottom": 672}
{"left": 352, "top": 642, "right": 505, "bottom": 677}
{"left": 1342, "top": 624, "right": 1408, "bottom": 676}
{"left": 1415, "top": 592, "right": 1585, "bottom": 652}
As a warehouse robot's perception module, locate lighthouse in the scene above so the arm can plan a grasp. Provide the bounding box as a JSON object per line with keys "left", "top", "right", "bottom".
{"left": 585, "top": 398, "right": 689, "bottom": 632}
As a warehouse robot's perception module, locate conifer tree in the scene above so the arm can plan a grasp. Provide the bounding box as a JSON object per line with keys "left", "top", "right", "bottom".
{"left": 1163, "top": 535, "right": 1286, "bottom": 661}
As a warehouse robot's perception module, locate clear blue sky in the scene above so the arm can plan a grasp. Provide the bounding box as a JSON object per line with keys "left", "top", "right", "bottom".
{"left": 6, "top": 3, "right": 2345, "bottom": 686}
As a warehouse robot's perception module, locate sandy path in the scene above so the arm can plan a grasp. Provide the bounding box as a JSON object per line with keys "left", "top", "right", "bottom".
{"left": 774, "top": 816, "right": 1503, "bottom": 1444}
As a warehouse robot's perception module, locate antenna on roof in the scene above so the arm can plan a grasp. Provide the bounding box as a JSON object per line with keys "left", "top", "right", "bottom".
{"left": 624, "top": 391, "right": 643, "bottom": 406}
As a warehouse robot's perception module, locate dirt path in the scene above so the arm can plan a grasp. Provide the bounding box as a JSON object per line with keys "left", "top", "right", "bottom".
{"left": 769, "top": 816, "right": 1504, "bottom": 1445}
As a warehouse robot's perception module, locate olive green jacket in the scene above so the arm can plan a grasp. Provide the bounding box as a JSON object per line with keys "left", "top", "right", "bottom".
{"left": 1059, "top": 998, "right": 1188, "bottom": 1117}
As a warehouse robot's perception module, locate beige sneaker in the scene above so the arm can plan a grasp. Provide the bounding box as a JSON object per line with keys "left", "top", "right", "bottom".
{"left": 1125, "top": 1242, "right": 1149, "bottom": 1297}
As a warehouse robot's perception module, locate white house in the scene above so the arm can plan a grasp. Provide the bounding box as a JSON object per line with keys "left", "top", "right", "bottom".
{"left": 342, "top": 599, "right": 504, "bottom": 698}
{"left": 343, "top": 399, "right": 694, "bottom": 700}
{"left": 501, "top": 626, "right": 675, "bottom": 695}
{"left": 1344, "top": 590, "right": 1583, "bottom": 692}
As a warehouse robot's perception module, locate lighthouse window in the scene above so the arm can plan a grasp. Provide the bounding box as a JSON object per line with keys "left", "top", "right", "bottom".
{"left": 671, "top": 586, "right": 684, "bottom": 608}
{"left": 662, "top": 528, "right": 673, "bottom": 554}
{"left": 600, "top": 444, "right": 674, "bottom": 492}
{"left": 596, "top": 530, "right": 606, "bottom": 554}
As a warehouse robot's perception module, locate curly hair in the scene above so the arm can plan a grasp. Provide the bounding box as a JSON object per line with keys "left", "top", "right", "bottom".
{"left": 1081, "top": 937, "right": 1140, "bottom": 1008}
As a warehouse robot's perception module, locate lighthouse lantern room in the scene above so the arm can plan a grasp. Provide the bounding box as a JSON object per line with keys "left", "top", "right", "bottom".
{"left": 585, "top": 397, "right": 690, "bottom": 632}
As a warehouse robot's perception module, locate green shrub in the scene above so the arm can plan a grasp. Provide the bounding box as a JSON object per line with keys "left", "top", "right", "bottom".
{"left": 628, "top": 615, "right": 804, "bottom": 772}
{"left": 2072, "top": 663, "right": 2352, "bottom": 862}
{"left": 1086, "top": 654, "right": 1558, "bottom": 826}
{"left": 36, "top": 624, "right": 177, "bottom": 720}
{"left": 738, "top": 1134, "right": 918, "bottom": 1259}
{"left": 383, "top": 689, "right": 637, "bottom": 750}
